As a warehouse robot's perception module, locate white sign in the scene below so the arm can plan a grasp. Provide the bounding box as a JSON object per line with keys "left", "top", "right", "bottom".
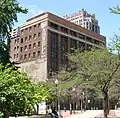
{"left": 38, "top": 102, "right": 46, "bottom": 114}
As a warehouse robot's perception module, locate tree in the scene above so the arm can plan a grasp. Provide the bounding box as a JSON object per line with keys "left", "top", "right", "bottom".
{"left": 65, "top": 48, "right": 120, "bottom": 118}
{"left": 110, "top": 5, "right": 120, "bottom": 15}
{"left": 0, "top": 64, "right": 52, "bottom": 117}
{"left": 0, "top": 0, "right": 27, "bottom": 64}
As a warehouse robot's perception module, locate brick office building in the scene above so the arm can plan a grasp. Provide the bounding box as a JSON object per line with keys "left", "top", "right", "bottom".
{"left": 10, "top": 12, "right": 106, "bottom": 83}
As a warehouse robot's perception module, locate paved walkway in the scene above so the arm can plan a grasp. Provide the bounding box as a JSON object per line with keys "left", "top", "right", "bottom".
{"left": 62, "top": 110, "right": 120, "bottom": 118}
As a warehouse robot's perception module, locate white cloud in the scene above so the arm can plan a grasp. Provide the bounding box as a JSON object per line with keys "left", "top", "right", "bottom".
{"left": 27, "top": 5, "right": 44, "bottom": 17}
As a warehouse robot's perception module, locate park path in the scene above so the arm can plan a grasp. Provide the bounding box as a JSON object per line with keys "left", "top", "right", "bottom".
{"left": 62, "top": 110, "right": 120, "bottom": 118}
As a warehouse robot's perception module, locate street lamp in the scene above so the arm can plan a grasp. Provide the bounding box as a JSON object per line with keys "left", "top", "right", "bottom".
{"left": 72, "top": 88, "right": 76, "bottom": 114}
{"left": 55, "top": 79, "right": 61, "bottom": 118}
{"left": 81, "top": 92, "right": 85, "bottom": 112}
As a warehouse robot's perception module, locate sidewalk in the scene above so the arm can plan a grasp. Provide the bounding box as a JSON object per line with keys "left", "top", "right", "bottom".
{"left": 62, "top": 110, "right": 120, "bottom": 118}
{"left": 62, "top": 110, "right": 103, "bottom": 118}
{"left": 96, "top": 110, "right": 116, "bottom": 118}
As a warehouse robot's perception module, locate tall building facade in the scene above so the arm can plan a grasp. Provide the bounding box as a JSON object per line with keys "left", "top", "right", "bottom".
{"left": 10, "top": 12, "right": 106, "bottom": 83}
{"left": 63, "top": 9, "right": 100, "bottom": 34}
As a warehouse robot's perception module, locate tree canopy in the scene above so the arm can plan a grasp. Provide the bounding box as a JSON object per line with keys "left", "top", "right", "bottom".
{"left": 60, "top": 48, "right": 120, "bottom": 118}
{"left": 0, "top": 0, "right": 27, "bottom": 64}
{"left": 0, "top": 64, "right": 53, "bottom": 117}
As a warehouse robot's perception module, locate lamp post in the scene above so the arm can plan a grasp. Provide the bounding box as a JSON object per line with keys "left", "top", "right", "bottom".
{"left": 72, "top": 88, "right": 76, "bottom": 114}
{"left": 55, "top": 79, "right": 61, "bottom": 118}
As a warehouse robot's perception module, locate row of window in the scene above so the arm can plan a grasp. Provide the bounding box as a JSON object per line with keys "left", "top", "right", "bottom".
{"left": 14, "top": 41, "right": 41, "bottom": 52}
{"left": 14, "top": 33, "right": 41, "bottom": 44}
{"left": 20, "top": 41, "right": 41, "bottom": 52}
{"left": 15, "top": 51, "right": 41, "bottom": 61}
{"left": 20, "top": 33, "right": 41, "bottom": 43}
{"left": 21, "top": 23, "right": 41, "bottom": 35}
{"left": 49, "top": 22, "right": 102, "bottom": 44}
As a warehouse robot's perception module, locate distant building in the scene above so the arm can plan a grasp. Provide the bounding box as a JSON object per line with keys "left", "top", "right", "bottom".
{"left": 63, "top": 9, "right": 100, "bottom": 34}
{"left": 10, "top": 12, "right": 106, "bottom": 83}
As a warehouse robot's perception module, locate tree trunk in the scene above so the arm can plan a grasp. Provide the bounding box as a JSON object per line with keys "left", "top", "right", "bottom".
{"left": 73, "top": 102, "right": 75, "bottom": 114}
{"left": 69, "top": 103, "right": 72, "bottom": 114}
{"left": 81, "top": 99, "right": 83, "bottom": 112}
{"left": 103, "top": 92, "right": 109, "bottom": 118}
{"left": 2, "top": 110, "right": 9, "bottom": 118}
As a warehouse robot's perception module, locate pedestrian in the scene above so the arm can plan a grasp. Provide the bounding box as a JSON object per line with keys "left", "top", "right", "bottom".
{"left": 51, "top": 107, "right": 58, "bottom": 118}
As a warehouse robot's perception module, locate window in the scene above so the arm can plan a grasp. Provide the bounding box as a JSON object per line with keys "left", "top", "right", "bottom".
{"left": 29, "top": 36, "right": 31, "bottom": 40}
{"left": 17, "top": 38, "right": 19, "bottom": 43}
{"left": 51, "top": 32, "right": 58, "bottom": 50}
{"left": 38, "top": 41, "right": 41, "bottom": 47}
{"left": 95, "top": 26, "right": 98, "bottom": 33}
{"left": 15, "top": 39, "right": 17, "bottom": 44}
{"left": 70, "top": 39, "right": 77, "bottom": 53}
{"left": 33, "top": 43, "right": 36, "bottom": 48}
{"left": 86, "top": 37, "right": 93, "bottom": 43}
{"left": 50, "top": 31, "right": 58, "bottom": 71}
{"left": 28, "top": 53, "right": 31, "bottom": 59}
{"left": 38, "top": 23, "right": 41, "bottom": 28}
{"left": 94, "top": 39, "right": 99, "bottom": 45}
{"left": 21, "top": 38, "right": 23, "bottom": 43}
{"left": 79, "top": 33, "right": 85, "bottom": 39}
{"left": 61, "top": 27, "right": 68, "bottom": 34}
{"left": 70, "top": 30, "right": 77, "bottom": 37}
{"left": 34, "top": 25, "right": 36, "bottom": 29}
{"left": 24, "top": 45, "right": 27, "bottom": 51}
{"left": 61, "top": 35, "right": 68, "bottom": 64}
{"left": 25, "top": 28, "right": 28, "bottom": 32}
{"left": 14, "top": 47, "right": 16, "bottom": 51}
{"left": 20, "top": 55, "right": 23, "bottom": 60}
{"left": 14, "top": 54, "right": 16, "bottom": 59}
{"left": 50, "top": 22, "right": 58, "bottom": 30}
{"left": 92, "top": 25, "right": 94, "bottom": 32}
{"left": 38, "top": 32, "right": 41, "bottom": 37}
{"left": 86, "top": 44, "right": 92, "bottom": 50}
{"left": 79, "top": 42, "right": 85, "bottom": 50}
{"left": 29, "top": 27, "right": 32, "bottom": 32}
{"left": 25, "top": 37, "right": 27, "bottom": 42}
{"left": 51, "top": 61, "right": 57, "bottom": 71}
{"left": 37, "top": 51, "right": 40, "bottom": 57}
{"left": 17, "top": 46, "right": 19, "bottom": 50}
{"left": 33, "top": 52, "right": 36, "bottom": 58}
{"left": 20, "top": 47, "right": 23, "bottom": 52}
{"left": 17, "top": 53, "right": 18, "bottom": 58}
{"left": 29, "top": 44, "right": 31, "bottom": 49}
{"left": 33, "top": 34, "right": 36, "bottom": 39}
{"left": 21, "top": 30, "right": 23, "bottom": 35}
{"left": 24, "top": 54, "right": 27, "bottom": 60}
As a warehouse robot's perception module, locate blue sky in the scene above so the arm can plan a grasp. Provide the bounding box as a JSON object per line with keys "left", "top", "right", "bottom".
{"left": 17, "top": 0, "right": 120, "bottom": 43}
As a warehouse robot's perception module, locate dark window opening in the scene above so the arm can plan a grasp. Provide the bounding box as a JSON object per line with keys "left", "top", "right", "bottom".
{"left": 29, "top": 44, "right": 31, "bottom": 49}
{"left": 61, "top": 27, "right": 68, "bottom": 33}
{"left": 21, "top": 38, "right": 23, "bottom": 43}
{"left": 70, "top": 38, "right": 77, "bottom": 53}
{"left": 24, "top": 54, "right": 27, "bottom": 60}
{"left": 20, "top": 47, "right": 23, "bottom": 52}
{"left": 29, "top": 36, "right": 32, "bottom": 40}
{"left": 70, "top": 30, "right": 77, "bottom": 37}
{"left": 79, "top": 33, "right": 85, "bottom": 39}
{"left": 33, "top": 43, "right": 36, "bottom": 48}
{"left": 25, "top": 37, "right": 27, "bottom": 42}
{"left": 50, "top": 22, "right": 58, "bottom": 30}
{"left": 38, "top": 41, "right": 41, "bottom": 47}
{"left": 33, "top": 52, "right": 36, "bottom": 58}
{"left": 86, "top": 37, "right": 93, "bottom": 43}
{"left": 37, "top": 51, "right": 40, "bottom": 57}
